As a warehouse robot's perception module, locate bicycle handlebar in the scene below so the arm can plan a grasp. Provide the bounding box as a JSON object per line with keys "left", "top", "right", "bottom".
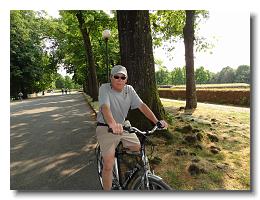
{"left": 108, "top": 121, "right": 165, "bottom": 135}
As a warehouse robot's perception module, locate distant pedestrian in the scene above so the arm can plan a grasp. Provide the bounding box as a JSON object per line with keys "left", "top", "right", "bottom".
{"left": 61, "top": 88, "right": 64, "bottom": 95}
{"left": 65, "top": 88, "right": 68, "bottom": 95}
{"left": 18, "top": 92, "right": 23, "bottom": 100}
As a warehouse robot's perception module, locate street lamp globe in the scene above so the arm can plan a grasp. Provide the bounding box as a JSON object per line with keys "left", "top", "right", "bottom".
{"left": 102, "top": 29, "right": 111, "bottom": 40}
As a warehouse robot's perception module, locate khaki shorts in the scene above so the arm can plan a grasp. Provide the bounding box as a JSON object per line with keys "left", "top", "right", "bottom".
{"left": 96, "top": 126, "right": 140, "bottom": 156}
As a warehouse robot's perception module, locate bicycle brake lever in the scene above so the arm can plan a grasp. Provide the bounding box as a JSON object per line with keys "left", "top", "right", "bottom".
{"left": 123, "top": 126, "right": 135, "bottom": 133}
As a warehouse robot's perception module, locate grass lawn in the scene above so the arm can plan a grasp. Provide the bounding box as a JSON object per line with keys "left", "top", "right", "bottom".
{"left": 84, "top": 93, "right": 250, "bottom": 190}
{"left": 149, "top": 99, "right": 250, "bottom": 190}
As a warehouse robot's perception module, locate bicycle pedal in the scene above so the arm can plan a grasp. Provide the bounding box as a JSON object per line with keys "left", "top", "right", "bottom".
{"left": 111, "top": 186, "right": 120, "bottom": 190}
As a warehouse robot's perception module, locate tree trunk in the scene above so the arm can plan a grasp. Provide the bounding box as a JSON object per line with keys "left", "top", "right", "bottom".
{"left": 183, "top": 10, "right": 197, "bottom": 111}
{"left": 75, "top": 11, "right": 98, "bottom": 101}
{"left": 117, "top": 10, "right": 165, "bottom": 129}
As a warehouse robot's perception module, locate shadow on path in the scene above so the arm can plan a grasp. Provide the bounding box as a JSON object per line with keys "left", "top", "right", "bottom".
{"left": 10, "top": 93, "right": 101, "bottom": 190}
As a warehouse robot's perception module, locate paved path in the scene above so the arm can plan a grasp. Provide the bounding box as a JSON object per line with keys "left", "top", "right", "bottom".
{"left": 10, "top": 92, "right": 101, "bottom": 190}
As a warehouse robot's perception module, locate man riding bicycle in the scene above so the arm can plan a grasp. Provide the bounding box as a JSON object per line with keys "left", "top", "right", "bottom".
{"left": 96, "top": 65, "right": 168, "bottom": 191}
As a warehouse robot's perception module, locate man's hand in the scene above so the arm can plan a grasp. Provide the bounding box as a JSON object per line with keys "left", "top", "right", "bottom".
{"left": 157, "top": 120, "right": 168, "bottom": 129}
{"left": 109, "top": 123, "right": 124, "bottom": 135}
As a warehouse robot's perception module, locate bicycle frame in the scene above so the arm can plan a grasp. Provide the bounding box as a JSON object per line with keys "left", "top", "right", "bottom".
{"left": 115, "top": 150, "right": 139, "bottom": 189}
{"left": 97, "top": 122, "right": 168, "bottom": 190}
{"left": 112, "top": 129, "right": 154, "bottom": 190}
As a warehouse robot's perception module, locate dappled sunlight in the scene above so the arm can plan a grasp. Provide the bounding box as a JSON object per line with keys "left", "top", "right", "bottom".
{"left": 65, "top": 102, "right": 89, "bottom": 109}
{"left": 11, "top": 151, "right": 82, "bottom": 176}
{"left": 11, "top": 122, "right": 28, "bottom": 129}
{"left": 83, "top": 120, "right": 97, "bottom": 125}
{"left": 61, "top": 120, "right": 70, "bottom": 124}
{"left": 81, "top": 143, "right": 97, "bottom": 152}
{"left": 71, "top": 128, "right": 81, "bottom": 133}
{"left": 60, "top": 165, "right": 85, "bottom": 177}
{"left": 158, "top": 98, "right": 250, "bottom": 190}
{"left": 10, "top": 93, "right": 99, "bottom": 189}
{"left": 11, "top": 106, "right": 59, "bottom": 116}
{"left": 40, "top": 159, "right": 67, "bottom": 173}
{"left": 59, "top": 99, "right": 78, "bottom": 103}
{"left": 52, "top": 116, "right": 65, "bottom": 121}
{"left": 11, "top": 141, "right": 28, "bottom": 151}
{"left": 56, "top": 151, "right": 80, "bottom": 160}
{"left": 11, "top": 131, "right": 30, "bottom": 138}
{"left": 47, "top": 130, "right": 54, "bottom": 134}
{"left": 81, "top": 136, "right": 97, "bottom": 152}
{"left": 51, "top": 114, "right": 63, "bottom": 118}
{"left": 11, "top": 156, "right": 50, "bottom": 176}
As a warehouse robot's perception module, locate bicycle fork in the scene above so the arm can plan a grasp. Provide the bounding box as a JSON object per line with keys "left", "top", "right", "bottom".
{"left": 141, "top": 150, "right": 150, "bottom": 189}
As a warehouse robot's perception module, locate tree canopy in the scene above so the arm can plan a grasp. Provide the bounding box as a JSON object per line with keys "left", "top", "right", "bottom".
{"left": 10, "top": 10, "right": 250, "bottom": 100}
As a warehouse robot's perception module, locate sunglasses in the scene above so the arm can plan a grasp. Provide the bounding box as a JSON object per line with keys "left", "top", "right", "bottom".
{"left": 113, "top": 75, "right": 127, "bottom": 80}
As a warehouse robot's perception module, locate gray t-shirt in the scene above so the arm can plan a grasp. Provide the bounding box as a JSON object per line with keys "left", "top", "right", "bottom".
{"left": 96, "top": 83, "right": 143, "bottom": 124}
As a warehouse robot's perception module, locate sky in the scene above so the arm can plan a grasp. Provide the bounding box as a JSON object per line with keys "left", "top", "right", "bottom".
{"left": 154, "top": 11, "right": 250, "bottom": 73}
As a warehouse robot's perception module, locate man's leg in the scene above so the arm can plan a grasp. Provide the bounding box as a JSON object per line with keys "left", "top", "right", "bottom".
{"left": 126, "top": 144, "right": 141, "bottom": 152}
{"left": 122, "top": 133, "right": 141, "bottom": 152}
{"left": 102, "top": 151, "right": 115, "bottom": 191}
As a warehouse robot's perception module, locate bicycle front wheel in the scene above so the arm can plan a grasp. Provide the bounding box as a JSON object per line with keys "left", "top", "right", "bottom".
{"left": 128, "top": 174, "right": 172, "bottom": 190}
{"left": 96, "top": 144, "right": 104, "bottom": 189}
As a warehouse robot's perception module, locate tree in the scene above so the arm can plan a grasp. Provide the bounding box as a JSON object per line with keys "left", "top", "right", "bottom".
{"left": 183, "top": 10, "right": 197, "bottom": 111}
{"left": 171, "top": 67, "right": 186, "bottom": 85}
{"left": 150, "top": 10, "right": 210, "bottom": 59}
{"left": 64, "top": 75, "right": 73, "bottom": 89}
{"left": 218, "top": 66, "right": 235, "bottom": 83}
{"left": 117, "top": 10, "right": 165, "bottom": 129}
{"left": 155, "top": 66, "right": 170, "bottom": 85}
{"left": 55, "top": 74, "right": 65, "bottom": 89}
{"left": 235, "top": 65, "right": 250, "bottom": 83}
{"left": 57, "top": 10, "right": 119, "bottom": 91}
{"left": 195, "top": 66, "right": 211, "bottom": 84}
{"left": 75, "top": 11, "right": 99, "bottom": 101}
{"left": 150, "top": 10, "right": 210, "bottom": 111}
{"left": 10, "top": 10, "right": 57, "bottom": 99}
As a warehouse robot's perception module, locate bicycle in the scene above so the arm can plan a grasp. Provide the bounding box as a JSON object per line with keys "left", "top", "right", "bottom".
{"left": 95, "top": 121, "right": 172, "bottom": 190}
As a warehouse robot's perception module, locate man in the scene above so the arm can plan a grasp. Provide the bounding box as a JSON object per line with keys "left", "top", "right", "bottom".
{"left": 96, "top": 65, "right": 168, "bottom": 191}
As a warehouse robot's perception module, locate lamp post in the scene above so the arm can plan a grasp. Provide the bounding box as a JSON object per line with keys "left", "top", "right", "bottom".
{"left": 102, "top": 29, "right": 111, "bottom": 82}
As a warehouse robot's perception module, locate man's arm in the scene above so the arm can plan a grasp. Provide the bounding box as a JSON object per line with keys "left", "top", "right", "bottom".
{"left": 138, "top": 103, "right": 168, "bottom": 128}
{"left": 138, "top": 103, "right": 158, "bottom": 124}
{"left": 101, "top": 104, "right": 123, "bottom": 134}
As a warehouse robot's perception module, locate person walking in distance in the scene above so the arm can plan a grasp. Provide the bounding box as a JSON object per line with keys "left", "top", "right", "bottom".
{"left": 96, "top": 65, "right": 168, "bottom": 191}
{"left": 18, "top": 92, "right": 23, "bottom": 100}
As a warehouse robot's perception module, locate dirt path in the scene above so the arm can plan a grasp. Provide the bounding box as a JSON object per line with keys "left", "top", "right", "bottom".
{"left": 160, "top": 98, "right": 250, "bottom": 113}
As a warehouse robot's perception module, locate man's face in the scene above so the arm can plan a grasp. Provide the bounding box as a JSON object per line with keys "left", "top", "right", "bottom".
{"left": 110, "top": 73, "right": 127, "bottom": 92}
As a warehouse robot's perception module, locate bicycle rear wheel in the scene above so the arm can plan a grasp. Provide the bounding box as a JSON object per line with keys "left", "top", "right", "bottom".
{"left": 127, "top": 174, "right": 172, "bottom": 190}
